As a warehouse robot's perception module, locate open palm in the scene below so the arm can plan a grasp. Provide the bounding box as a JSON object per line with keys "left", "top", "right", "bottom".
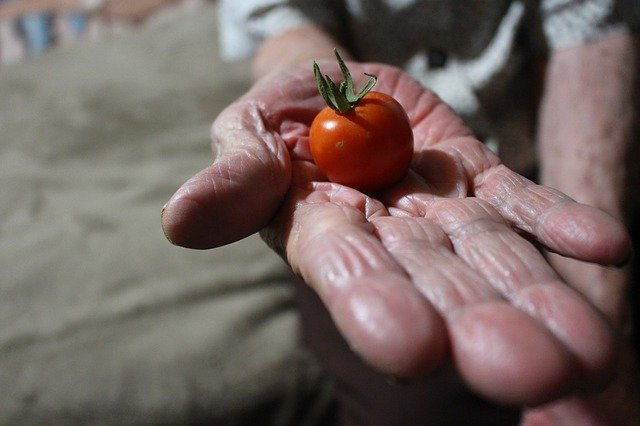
{"left": 161, "top": 61, "right": 630, "bottom": 406}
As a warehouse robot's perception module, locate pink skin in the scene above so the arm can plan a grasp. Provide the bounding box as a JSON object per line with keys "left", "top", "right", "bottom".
{"left": 161, "top": 62, "right": 630, "bottom": 406}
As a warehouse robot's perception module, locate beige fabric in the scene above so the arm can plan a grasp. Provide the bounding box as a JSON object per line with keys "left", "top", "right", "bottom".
{"left": 0, "top": 3, "right": 330, "bottom": 424}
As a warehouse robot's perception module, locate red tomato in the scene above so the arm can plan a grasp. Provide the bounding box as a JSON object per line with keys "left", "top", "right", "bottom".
{"left": 309, "top": 91, "right": 413, "bottom": 192}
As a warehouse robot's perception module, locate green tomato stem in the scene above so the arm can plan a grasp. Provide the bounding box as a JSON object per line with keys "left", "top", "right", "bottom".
{"left": 313, "top": 49, "right": 377, "bottom": 114}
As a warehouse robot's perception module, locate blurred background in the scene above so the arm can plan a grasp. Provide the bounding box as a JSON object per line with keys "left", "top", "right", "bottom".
{"left": 0, "top": 0, "right": 204, "bottom": 66}
{"left": 2, "top": 1, "right": 639, "bottom": 424}
{"left": 0, "top": 1, "right": 334, "bottom": 424}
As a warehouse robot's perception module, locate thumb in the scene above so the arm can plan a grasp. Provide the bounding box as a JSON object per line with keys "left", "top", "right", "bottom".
{"left": 161, "top": 101, "right": 292, "bottom": 249}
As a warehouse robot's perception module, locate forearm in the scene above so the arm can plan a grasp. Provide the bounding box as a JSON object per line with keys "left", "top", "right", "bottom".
{"left": 537, "top": 33, "right": 637, "bottom": 221}
{"left": 252, "top": 23, "right": 350, "bottom": 81}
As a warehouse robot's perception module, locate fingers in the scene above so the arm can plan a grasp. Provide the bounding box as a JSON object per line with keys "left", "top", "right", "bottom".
{"left": 265, "top": 184, "right": 449, "bottom": 377}
{"left": 410, "top": 130, "right": 631, "bottom": 266}
{"left": 448, "top": 303, "right": 578, "bottom": 405}
{"left": 161, "top": 101, "right": 291, "bottom": 249}
{"left": 474, "top": 164, "right": 632, "bottom": 266}
{"left": 547, "top": 253, "right": 631, "bottom": 323}
{"left": 511, "top": 284, "right": 618, "bottom": 389}
{"left": 421, "top": 197, "right": 558, "bottom": 297}
{"left": 377, "top": 191, "right": 617, "bottom": 405}
{"left": 370, "top": 216, "right": 497, "bottom": 312}
{"left": 424, "top": 198, "right": 618, "bottom": 390}
{"left": 372, "top": 215, "right": 571, "bottom": 405}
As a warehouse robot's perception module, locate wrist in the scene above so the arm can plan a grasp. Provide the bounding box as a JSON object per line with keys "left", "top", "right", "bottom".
{"left": 252, "top": 24, "right": 349, "bottom": 80}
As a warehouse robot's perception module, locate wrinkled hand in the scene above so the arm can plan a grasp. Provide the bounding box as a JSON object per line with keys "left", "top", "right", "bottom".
{"left": 161, "top": 62, "right": 631, "bottom": 406}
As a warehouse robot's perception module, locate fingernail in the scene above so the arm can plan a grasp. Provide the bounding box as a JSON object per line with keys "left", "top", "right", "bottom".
{"left": 160, "top": 203, "right": 176, "bottom": 246}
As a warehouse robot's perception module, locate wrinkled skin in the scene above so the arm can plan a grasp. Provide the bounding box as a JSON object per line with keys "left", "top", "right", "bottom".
{"left": 161, "top": 62, "right": 632, "bottom": 408}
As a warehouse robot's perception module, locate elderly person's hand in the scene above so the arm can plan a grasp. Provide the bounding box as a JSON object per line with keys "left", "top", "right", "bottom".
{"left": 161, "top": 61, "right": 631, "bottom": 406}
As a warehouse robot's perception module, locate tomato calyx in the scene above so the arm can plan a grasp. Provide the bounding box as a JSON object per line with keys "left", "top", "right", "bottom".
{"left": 313, "top": 49, "right": 377, "bottom": 114}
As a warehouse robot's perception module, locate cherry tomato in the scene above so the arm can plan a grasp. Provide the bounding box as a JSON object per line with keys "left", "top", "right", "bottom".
{"left": 308, "top": 50, "right": 413, "bottom": 192}
{"left": 309, "top": 91, "right": 413, "bottom": 192}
